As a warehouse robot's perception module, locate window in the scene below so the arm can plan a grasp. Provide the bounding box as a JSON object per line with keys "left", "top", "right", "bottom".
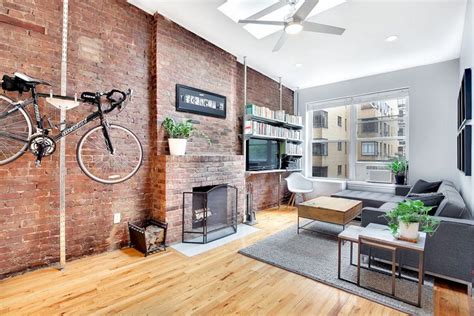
{"left": 313, "top": 166, "right": 328, "bottom": 177}
{"left": 313, "top": 110, "right": 328, "bottom": 128}
{"left": 312, "top": 143, "right": 328, "bottom": 156}
{"left": 307, "top": 91, "right": 408, "bottom": 181}
{"left": 361, "top": 118, "right": 378, "bottom": 133}
{"left": 311, "top": 105, "right": 350, "bottom": 179}
{"left": 361, "top": 142, "right": 377, "bottom": 156}
{"left": 356, "top": 98, "right": 407, "bottom": 163}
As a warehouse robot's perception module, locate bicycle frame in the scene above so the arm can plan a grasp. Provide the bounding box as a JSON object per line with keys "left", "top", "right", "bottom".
{"left": 0, "top": 88, "right": 114, "bottom": 153}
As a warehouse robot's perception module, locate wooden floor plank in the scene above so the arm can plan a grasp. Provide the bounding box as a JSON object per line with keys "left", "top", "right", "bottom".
{"left": 0, "top": 206, "right": 470, "bottom": 315}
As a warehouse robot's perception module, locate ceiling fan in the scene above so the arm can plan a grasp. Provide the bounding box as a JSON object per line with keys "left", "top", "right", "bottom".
{"left": 238, "top": 0, "right": 345, "bottom": 52}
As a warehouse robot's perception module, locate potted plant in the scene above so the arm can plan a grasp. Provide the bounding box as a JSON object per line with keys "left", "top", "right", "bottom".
{"left": 162, "top": 117, "right": 209, "bottom": 156}
{"left": 383, "top": 199, "right": 440, "bottom": 241}
{"left": 387, "top": 158, "right": 408, "bottom": 185}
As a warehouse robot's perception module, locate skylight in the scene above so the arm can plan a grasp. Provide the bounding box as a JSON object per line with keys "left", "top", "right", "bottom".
{"left": 218, "top": 0, "right": 346, "bottom": 39}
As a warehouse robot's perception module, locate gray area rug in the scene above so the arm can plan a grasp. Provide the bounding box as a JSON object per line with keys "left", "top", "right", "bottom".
{"left": 238, "top": 222, "right": 433, "bottom": 316}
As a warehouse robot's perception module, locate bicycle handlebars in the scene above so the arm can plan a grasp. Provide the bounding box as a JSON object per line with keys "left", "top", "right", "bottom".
{"left": 80, "top": 88, "right": 132, "bottom": 113}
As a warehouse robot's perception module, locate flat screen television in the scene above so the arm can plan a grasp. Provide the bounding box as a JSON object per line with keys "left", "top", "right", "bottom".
{"left": 246, "top": 138, "right": 280, "bottom": 171}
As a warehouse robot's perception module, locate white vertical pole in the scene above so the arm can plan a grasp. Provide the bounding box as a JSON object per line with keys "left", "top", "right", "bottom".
{"left": 279, "top": 77, "right": 282, "bottom": 111}
{"left": 278, "top": 77, "right": 282, "bottom": 209}
{"left": 59, "top": 0, "right": 69, "bottom": 269}
{"left": 243, "top": 56, "right": 247, "bottom": 223}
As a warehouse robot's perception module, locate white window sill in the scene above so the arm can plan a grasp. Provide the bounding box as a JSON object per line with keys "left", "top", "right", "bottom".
{"left": 308, "top": 178, "right": 347, "bottom": 184}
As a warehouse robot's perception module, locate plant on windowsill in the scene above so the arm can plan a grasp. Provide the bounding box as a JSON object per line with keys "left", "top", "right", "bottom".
{"left": 382, "top": 199, "right": 440, "bottom": 242}
{"left": 387, "top": 157, "right": 408, "bottom": 185}
{"left": 162, "top": 117, "right": 210, "bottom": 156}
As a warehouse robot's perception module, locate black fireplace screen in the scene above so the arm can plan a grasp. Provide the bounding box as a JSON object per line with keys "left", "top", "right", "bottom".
{"left": 182, "top": 184, "right": 238, "bottom": 244}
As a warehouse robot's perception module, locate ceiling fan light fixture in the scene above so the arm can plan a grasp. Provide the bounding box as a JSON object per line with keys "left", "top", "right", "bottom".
{"left": 285, "top": 22, "right": 303, "bottom": 35}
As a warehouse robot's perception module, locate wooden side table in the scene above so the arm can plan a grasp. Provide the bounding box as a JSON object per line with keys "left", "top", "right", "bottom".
{"left": 338, "top": 223, "right": 426, "bottom": 307}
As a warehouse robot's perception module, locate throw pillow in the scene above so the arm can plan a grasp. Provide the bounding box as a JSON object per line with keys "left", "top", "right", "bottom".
{"left": 408, "top": 180, "right": 443, "bottom": 194}
{"left": 406, "top": 192, "right": 445, "bottom": 215}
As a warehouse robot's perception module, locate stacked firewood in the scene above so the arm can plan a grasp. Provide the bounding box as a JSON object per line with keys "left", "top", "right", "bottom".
{"left": 145, "top": 224, "right": 165, "bottom": 251}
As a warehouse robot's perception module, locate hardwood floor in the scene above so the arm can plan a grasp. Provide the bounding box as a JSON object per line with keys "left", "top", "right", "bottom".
{"left": 0, "top": 207, "right": 471, "bottom": 315}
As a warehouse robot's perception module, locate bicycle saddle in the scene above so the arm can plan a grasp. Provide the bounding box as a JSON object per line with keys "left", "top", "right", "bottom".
{"left": 14, "top": 72, "right": 51, "bottom": 86}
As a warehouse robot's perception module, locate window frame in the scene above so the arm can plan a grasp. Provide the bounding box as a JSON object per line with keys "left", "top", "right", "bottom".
{"left": 361, "top": 141, "right": 378, "bottom": 156}
{"left": 313, "top": 110, "right": 328, "bottom": 129}
{"left": 305, "top": 90, "right": 409, "bottom": 181}
{"left": 312, "top": 142, "right": 328, "bottom": 156}
{"left": 312, "top": 166, "right": 328, "bottom": 177}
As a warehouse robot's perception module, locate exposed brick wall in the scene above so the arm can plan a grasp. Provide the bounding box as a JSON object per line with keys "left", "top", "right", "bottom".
{"left": 153, "top": 155, "right": 245, "bottom": 243}
{"left": 0, "top": 0, "right": 63, "bottom": 277}
{"left": 152, "top": 13, "right": 294, "bottom": 213}
{"left": 0, "top": 0, "right": 153, "bottom": 278}
{"left": 154, "top": 14, "right": 241, "bottom": 156}
{"left": 64, "top": 0, "right": 153, "bottom": 259}
{"left": 0, "top": 4, "right": 294, "bottom": 278}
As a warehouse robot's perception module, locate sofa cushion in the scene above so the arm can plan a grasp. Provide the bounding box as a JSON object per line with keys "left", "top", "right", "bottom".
{"left": 435, "top": 182, "right": 471, "bottom": 219}
{"left": 379, "top": 202, "right": 399, "bottom": 210}
{"left": 331, "top": 190, "right": 404, "bottom": 208}
{"left": 408, "top": 179, "right": 443, "bottom": 194}
{"left": 406, "top": 192, "right": 445, "bottom": 215}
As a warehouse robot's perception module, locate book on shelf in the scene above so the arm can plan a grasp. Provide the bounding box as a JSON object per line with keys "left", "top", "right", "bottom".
{"left": 246, "top": 104, "right": 302, "bottom": 126}
{"left": 284, "top": 142, "right": 303, "bottom": 155}
{"left": 244, "top": 120, "right": 302, "bottom": 140}
{"left": 285, "top": 113, "right": 303, "bottom": 126}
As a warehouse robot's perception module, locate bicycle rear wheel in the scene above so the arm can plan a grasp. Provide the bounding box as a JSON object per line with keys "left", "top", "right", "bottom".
{"left": 0, "top": 95, "right": 32, "bottom": 165}
{"left": 76, "top": 124, "right": 143, "bottom": 184}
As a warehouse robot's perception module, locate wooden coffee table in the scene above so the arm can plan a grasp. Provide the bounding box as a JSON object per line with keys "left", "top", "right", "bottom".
{"left": 297, "top": 196, "right": 362, "bottom": 236}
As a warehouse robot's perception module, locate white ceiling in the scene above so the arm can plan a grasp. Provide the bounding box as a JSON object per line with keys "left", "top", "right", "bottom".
{"left": 128, "top": 0, "right": 467, "bottom": 89}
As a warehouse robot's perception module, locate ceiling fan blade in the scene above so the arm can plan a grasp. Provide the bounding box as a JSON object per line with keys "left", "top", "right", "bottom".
{"left": 238, "top": 19, "right": 285, "bottom": 26}
{"left": 272, "top": 32, "right": 288, "bottom": 52}
{"left": 303, "top": 21, "right": 345, "bottom": 35}
{"left": 244, "top": 0, "right": 287, "bottom": 21}
{"left": 293, "top": 0, "right": 319, "bottom": 21}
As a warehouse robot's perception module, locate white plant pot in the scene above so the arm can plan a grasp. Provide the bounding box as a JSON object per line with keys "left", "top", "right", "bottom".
{"left": 168, "top": 138, "right": 187, "bottom": 156}
{"left": 399, "top": 222, "right": 419, "bottom": 240}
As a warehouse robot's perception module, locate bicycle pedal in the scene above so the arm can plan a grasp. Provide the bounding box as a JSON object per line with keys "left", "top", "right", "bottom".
{"left": 35, "top": 160, "right": 42, "bottom": 167}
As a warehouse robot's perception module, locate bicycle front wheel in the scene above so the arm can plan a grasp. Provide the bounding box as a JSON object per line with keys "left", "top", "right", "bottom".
{"left": 0, "top": 95, "right": 32, "bottom": 165}
{"left": 77, "top": 124, "right": 143, "bottom": 184}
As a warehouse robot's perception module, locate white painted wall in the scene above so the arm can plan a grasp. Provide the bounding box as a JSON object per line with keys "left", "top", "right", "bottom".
{"left": 459, "top": 0, "right": 474, "bottom": 211}
{"left": 299, "top": 59, "right": 461, "bottom": 200}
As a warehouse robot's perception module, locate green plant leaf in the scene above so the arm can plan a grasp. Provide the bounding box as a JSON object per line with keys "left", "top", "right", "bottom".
{"left": 161, "top": 117, "right": 210, "bottom": 144}
{"left": 382, "top": 199, "right": 440, "bottom": 236}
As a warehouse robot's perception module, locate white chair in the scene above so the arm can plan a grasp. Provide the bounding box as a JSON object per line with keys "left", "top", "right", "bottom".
{"left": 285, "top": 173, "right": 313, "bottom": 207}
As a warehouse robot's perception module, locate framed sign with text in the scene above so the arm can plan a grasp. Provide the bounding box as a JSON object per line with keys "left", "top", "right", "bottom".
{"left": 176, "top": 84, "right": 226, "bottom": 119}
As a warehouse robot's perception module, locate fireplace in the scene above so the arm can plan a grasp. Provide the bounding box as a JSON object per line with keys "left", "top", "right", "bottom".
{"left": 182, "top": 184, "right": 238, "bottom": 244}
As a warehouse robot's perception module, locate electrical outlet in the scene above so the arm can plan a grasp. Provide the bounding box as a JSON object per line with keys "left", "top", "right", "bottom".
{"left": 113, "top": 213, "right": 121, "bottom": 224}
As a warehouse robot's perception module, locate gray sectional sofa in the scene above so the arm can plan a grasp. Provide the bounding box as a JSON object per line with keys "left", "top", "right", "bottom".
{"left": 332, "top": 180, "right": 474, "bottom": 291}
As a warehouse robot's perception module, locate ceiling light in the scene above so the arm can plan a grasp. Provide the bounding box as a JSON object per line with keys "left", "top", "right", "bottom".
{"left": 285, "top": 22, "right": 303, "bottom": 35}
{"left": 385, "top": 35, "right": 398, "bottom": 42}
{"left": 295, "top": 63, "right": 303, "bottom": 68}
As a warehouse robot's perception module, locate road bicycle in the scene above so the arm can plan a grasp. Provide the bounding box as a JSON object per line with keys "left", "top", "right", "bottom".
{"left": 0, "top": 72, "right": 143, "bottom": 184}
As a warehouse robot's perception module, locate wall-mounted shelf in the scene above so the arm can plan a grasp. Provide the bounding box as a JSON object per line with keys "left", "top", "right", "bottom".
{"left": 246, "top": 168, "right": 303, "bottom": 175}
{"left": 245, "top": 134, "right": 304, "bottom": 143}
{"left": 245, "top": 114, "right": 304, "bottom": 130}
